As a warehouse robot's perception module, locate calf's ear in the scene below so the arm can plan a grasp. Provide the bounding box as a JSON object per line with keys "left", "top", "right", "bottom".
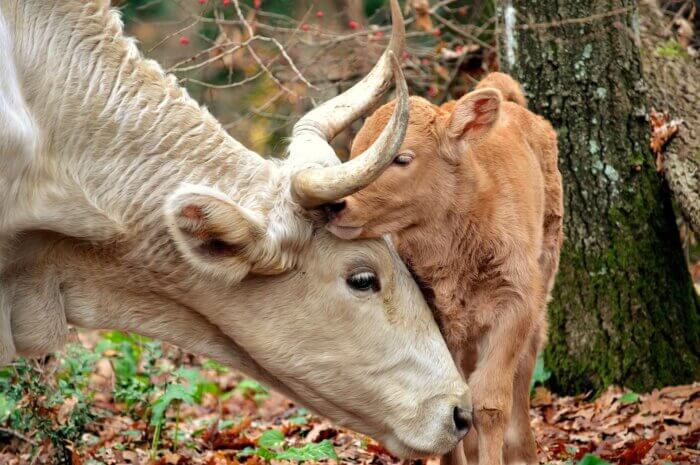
{"left": 446, "top": 88, "right": 501, "bottom": 145}
{"left": 165, "top": 184, "right": 266, "bottom": 283}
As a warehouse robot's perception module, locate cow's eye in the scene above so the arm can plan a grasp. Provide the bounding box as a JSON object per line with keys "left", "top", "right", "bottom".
{"left": 346, "top": 269, "right": 381, "bottom": 293}
{"left": 394, "top": 152, "right": 414, "bottom": 166}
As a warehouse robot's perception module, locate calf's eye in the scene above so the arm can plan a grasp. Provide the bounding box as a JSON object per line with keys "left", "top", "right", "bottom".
{"left": 394, "top": 153, "right": 414, "bottom": 166}
{"left": 346, "top": 270, "right": 381, "bottom": 293}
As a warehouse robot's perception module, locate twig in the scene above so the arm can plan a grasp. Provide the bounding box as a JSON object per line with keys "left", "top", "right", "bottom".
{"left": 180, "top": 72, "right": 263, "bottom": 89}
{"left": 168, "top": 39, "right": 243, "bottom": 71}
{"left": 229, "top": 2, "right": 295, "bottom": 95}
{"left": 0, "top": 427, "right": 38, "bottom": 446}
{"left": 248, "top": 108, "right": 293, "bottom": 121}
{"left": 260, "top": 36, "right": 318, "bottom": 90}
{"left": 234, "top": 1, "right": 316, "bottom": 91}
{"left": 431, "top": 11, "right": 494, "bottom": 49}
{"left": 430, "top": 0, "right": 458, "bottom": 12}
{"left": 147, "top": 19, "right": 201, "bottom": 54}
{"left": 171, "top": 39, "right": 249, "bottom": 72}
{"left": 440, "top": 46, "right": 471, "bottom": 102}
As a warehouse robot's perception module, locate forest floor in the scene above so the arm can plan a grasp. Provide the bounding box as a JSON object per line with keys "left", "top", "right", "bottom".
{"left": 0, "top": 331, "right": 698, "bottom": 465}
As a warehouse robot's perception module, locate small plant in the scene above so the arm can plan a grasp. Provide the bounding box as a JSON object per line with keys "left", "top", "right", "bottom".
{"left": 231, "top": 378, "right": 271, "bottom": 405}
{"left": 287, "top": 407, "right": 309, "bottom": 426}
{"left": 655, "top": 40, "right": 689, "bottom": 58}
{"left": 0, "top": 367, "right": 15, "bottom": 423}
{"left": 238, "top": 429, "right": 338, "bottom": 462}
{"left": 150, "top": 383, "right": 195, "bottom": 456}
{"left": 96, "top": 331, "right": 162, "bottom": 413}
{"left": 530, "top": 352, "right": 552, "bottom": 394}
{"left": 577, "top": 454, "right": 611, "bottom": 465}
{"left": 619, "top": 391, "right": 640, "bottom": 404}
{"left": 150, "top": 366, "right": 222, "bottom": 455}
{"left": 0, "top": 348, "right": 96, "bottom": 451}
{"left": 174, "top": 367, "right": 221, "bottom": 402}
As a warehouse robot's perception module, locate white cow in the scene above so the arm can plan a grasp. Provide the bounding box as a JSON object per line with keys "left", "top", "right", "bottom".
{"left": 0, "top": 0, "right": 472, "bottom": 457}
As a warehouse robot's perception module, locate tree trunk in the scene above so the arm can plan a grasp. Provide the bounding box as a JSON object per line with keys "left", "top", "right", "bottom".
{"left": 638, "top": 0, "right": 700, "bottom": 235}
{"left": 498, "top": 0, "right": 700, "bottom": 393}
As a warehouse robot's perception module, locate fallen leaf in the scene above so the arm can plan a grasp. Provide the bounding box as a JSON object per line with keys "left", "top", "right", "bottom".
{"left": 304, "top": 420, "right": 337, "bottom": 443}
{"left": 57, "top": 396, "right": 79, "bottom": 425}
{"left": 532, "top": 386, "right": 554, "bottom": 407}
{"left": 649, "top": 108, "right": 683, "bottom": 172}
{"left": 614, "top": 437, "right": 656, "bottom": 465}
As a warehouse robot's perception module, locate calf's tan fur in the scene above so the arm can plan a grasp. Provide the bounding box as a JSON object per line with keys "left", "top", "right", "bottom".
{"left": 327, "top": 72, "right": 563, "bottom": 465}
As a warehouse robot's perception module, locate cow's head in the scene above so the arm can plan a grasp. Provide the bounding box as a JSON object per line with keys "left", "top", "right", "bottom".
{"left": 0, "top": 0, "right": 474, "bottom": 459}
{"left": 326, "top": 90, "right": 501, "bottom": 240}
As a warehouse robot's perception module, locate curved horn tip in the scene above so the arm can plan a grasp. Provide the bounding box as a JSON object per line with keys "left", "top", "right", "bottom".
{"left": 388, "top": 52, "right": 408, "bottom": 100}
{"left": 389, "top": 0, "right": 403, "bottom": 27}
{"left": 388, "top": 0, "right": 406, "bottom": 56}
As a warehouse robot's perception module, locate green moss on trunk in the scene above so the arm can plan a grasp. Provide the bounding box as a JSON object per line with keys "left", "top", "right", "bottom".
{"left": 499, "top": 0, "right": 699, "bottom": 393}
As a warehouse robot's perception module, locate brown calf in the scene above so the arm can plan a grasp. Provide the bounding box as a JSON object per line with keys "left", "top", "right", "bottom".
{"left": 327, "top": 72, "right": 563, "bottom": 465}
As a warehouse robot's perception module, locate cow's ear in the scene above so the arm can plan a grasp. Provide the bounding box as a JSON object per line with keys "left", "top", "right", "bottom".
{"left": 446, "top": 88, "right": 501, "bottom": 145}
{"left": 166, "top": 185, "right": 266, "bottom": 283}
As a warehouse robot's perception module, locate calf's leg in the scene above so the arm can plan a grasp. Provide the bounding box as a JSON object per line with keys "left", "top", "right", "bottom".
{"left": 463, "top": 427, "right": 479, "bottom": 464}
{"left": 468, "top": 303, "right": 533, "bottom": 465}
{"left": 441, "top": 441, "right": 468, "bottom": 465}
{"left": 443, "top": 341, "right": 478, "bottom": 465}
{"left": 503, "top": 329, "right": 540, "bottom": 465}
{"left": 456, "top": 344, "right": 479, "bottom": 465}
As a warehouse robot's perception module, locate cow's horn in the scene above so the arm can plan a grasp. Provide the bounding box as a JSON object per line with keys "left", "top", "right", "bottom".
{"left": 289, "top": 0, "right": 408, "bottom": 208}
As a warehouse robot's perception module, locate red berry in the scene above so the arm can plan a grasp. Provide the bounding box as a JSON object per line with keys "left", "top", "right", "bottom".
{"left": 179, "top": 36, "right": 190, "bottom": 45}
{"left": 199, "top": 0, "right": 205, "bottom": 4}
{"left": 455, "top": 44, "right": 463, "bottom": 52}
{"left": 254, "top": 0, "right": 262, "bottom": 7}
{"left": 421, "top": 58, "right": 430, "bottom": 66}
{"left": 301, "top": 23, "right": 310, "bottom": 31}
{"left": 348, "top": 20, "right": 359, "bottom": 29}
{"left": 427, "top": 85, "right": 438, "bottom": 97}
{"left": 315, "top": 10, "right": 324, "bottom": 18}
{"left": 223, "top": 0, "right": 230, "bottom": 5}
{"left": 433, "top": 27, "right": 441, "bottom": 36}
{"left": 374, "top": 30, "right": 384, "bottom": 39}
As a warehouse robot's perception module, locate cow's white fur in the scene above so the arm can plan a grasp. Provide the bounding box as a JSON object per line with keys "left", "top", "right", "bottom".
{"left": 0, "top": 0, "right": 470, "bottom": 457}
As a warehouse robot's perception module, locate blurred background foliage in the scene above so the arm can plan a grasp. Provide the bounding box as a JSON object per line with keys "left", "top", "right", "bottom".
{"left": 113, "top": 0, "right": 497, "bottom": 156}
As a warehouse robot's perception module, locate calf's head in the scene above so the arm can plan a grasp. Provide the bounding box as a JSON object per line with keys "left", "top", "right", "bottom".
{"left": 326, "top": 90, "right": 501, "bottom": 240}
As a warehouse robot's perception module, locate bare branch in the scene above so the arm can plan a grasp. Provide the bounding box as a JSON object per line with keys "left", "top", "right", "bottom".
{"left": 0, "top": 427, "right": 39, "bottom": 446}
{"left": 146, "top": 19, "right": 200, "bottom": 54}
{"left": 229, "top": 0, "right": 317, "bottom": 94}
{"left": 180, "top": 72, "right": 264, "bottom": 89}
{"left": 171, "top": 39, "right": 249, "bottom": 72}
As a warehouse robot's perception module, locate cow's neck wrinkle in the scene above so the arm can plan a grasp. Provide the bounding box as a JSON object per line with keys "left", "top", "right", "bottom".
{"left": 7, "top": 1, "right": 271, "bottom": 243}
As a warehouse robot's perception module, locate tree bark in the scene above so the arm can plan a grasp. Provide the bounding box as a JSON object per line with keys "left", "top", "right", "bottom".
{"left": 498, "top": 0, "right": 700, "bottom": 393}
{"left": 639, "top": 0, "right": 700, "bottom": 235}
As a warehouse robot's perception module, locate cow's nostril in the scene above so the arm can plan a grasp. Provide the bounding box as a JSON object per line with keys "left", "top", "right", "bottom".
{"left": 325, "top": 199, "right": 347, "bottom": 215}
{"left": 453, "top": 406, "right": 472, "bottom": 435}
